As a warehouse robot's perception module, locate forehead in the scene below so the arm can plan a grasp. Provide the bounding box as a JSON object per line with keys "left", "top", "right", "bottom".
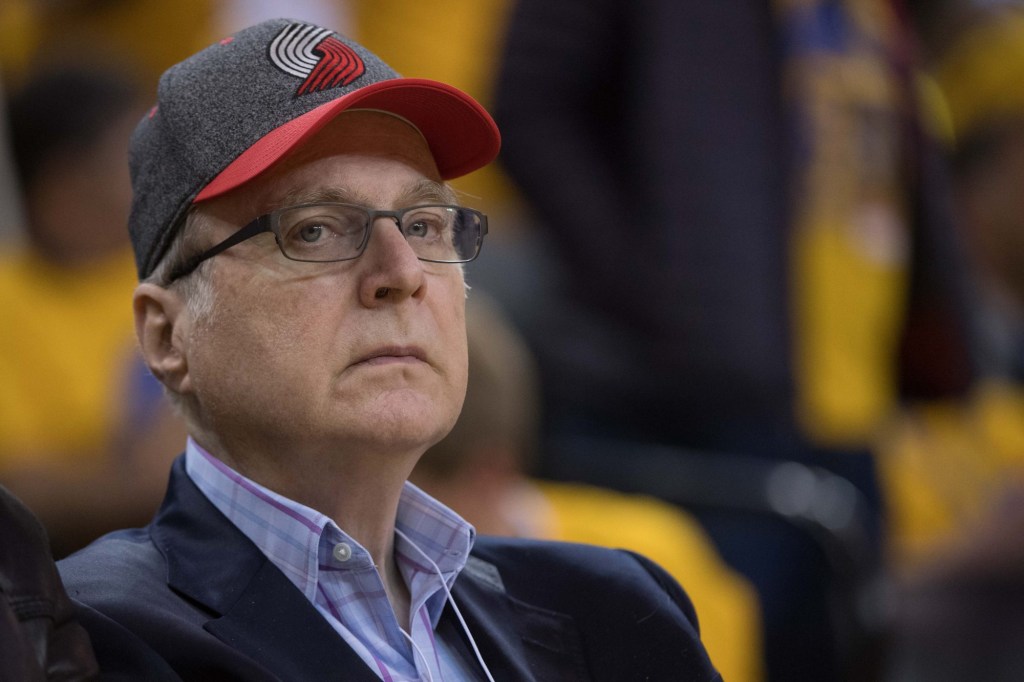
{"left": 200, "top": 110, "right": 445, "bottom": 221}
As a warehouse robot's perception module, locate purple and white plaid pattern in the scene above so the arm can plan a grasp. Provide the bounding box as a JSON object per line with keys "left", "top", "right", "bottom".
{"left": 185, "top": 439, "right": 479, "bottom": 680}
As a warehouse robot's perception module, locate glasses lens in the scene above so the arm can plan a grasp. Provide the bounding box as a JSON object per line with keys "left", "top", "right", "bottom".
{"left": 275, "top": 203, "right": 484, "bottom": 263}
{"left": 277, "top": 204, "right": 369, "bottom": 262}
{"left": 402, "top": 206, "right": 483, "bottom": 263}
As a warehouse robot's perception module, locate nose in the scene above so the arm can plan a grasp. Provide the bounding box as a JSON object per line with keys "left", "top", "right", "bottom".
{"left": 357, "top": 216, "right": 425, "bottom": 306}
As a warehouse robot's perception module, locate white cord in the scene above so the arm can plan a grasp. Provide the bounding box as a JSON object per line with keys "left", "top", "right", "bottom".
{"left": 399, "top": 627, "right": 435, "bottom": 682}
{"left": 394, "top": 528, "right": 497, "bottom": 682}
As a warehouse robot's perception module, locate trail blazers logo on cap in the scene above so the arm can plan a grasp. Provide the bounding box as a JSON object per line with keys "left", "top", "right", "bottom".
{"left": 268, "top": 23, "right": 365, "bottom": 96}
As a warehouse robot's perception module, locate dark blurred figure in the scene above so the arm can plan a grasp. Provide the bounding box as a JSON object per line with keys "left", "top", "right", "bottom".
{"left": 879, "top": 0, "right": 1024, "bottom": 571}
{"left": 0, "top": 73, "right": 24, "bottom": 242}
{"left": 8, "top": 66, "right": 138, "bottom": 263}
{"left": 880, "top": 5, "right": 1024, "bottom": 679}
{"left": 1, "top": 484, "right": 98, "bottom": 681}
{"left": 495, "top": 0, "right": 974, "bottom": 679}
{"left": 0, "top": 65, "right": 184, "bottom": 558}
{"left": 413, "top": 293, "right": 765, "bottom": 682}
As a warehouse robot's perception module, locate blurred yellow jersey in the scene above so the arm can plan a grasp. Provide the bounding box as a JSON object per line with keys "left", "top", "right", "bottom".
{"left": 0, "top": 247, "right": 138, "bottom": 466}
{"left": 878, "top": 380, "right": 1024, "bottom": 572}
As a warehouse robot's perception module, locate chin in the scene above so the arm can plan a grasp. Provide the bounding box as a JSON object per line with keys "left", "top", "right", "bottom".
{"left": 348, "top": 390, "right": 459, "bottom": 451}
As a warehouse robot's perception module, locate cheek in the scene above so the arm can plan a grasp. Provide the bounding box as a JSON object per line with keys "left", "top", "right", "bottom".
{"left": 197, "top": 279, "right": 327, "bottom": 380}
{"left": 188, "top": 288, "right": 342, "bottom": 435}
{"left": 452, "top": 308, "right": 468, "bottom": 381}
{"left": 443, "top": 295, "right": 469, "bottom": 411}
{"left": 437, "top": 282, "right": 468, "bottom": 363}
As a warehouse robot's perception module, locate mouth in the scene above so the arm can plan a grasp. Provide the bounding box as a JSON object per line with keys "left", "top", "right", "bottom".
{"left": 354, "top": 346, "right": 428, "bottom": 367}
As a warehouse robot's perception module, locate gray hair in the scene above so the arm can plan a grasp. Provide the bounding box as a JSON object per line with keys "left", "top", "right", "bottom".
{"left": 141, "top": 207, "right": 217, "bottom": 417}
{"left": 144, "top": 207, "right": 217, "bottom": 318}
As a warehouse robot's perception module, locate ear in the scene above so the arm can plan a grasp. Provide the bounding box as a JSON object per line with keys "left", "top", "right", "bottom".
{"left": 134, "top": 282, "right": 193, "bottom": 396}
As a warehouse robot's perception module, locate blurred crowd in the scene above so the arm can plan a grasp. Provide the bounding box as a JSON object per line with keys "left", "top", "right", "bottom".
{"left": 3, "top": 0, "right": 1024, "bottom": 680}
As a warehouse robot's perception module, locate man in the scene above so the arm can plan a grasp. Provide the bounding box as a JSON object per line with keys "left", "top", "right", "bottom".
{"left": 58, "top": 19, "right": 719, "bottom": 681}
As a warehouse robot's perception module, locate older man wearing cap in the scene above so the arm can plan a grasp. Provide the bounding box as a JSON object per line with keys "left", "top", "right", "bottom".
{"left": 57, "top": 19, "right": 719, "bottom": 681}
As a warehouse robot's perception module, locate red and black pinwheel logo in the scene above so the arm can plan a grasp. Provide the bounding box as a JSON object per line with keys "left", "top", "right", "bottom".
{"left": 268, "top": 23, "right": 365, "bottom": 96}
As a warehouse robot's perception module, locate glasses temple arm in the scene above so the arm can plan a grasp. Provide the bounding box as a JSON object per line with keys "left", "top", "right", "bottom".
{"left": 166, "top": 216, "right": 270, "bottom": 282}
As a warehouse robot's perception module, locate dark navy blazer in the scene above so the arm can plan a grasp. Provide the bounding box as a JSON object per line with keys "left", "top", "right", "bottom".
{"left": 58, "top": 457, "right": 721, "bottom": 681}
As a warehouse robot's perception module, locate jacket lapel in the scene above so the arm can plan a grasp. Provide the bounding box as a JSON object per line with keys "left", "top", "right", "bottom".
{"left": 152, "top": 458, "right": 587, "bottom": 681}
{"left": 451, "top": 556, "right": 589, "bottom": 682}
{"left": 205, "top": 561, "right": 379, "bottom": 681}
{"left": 151, "top": 458, "right": 378, "bottom": 682}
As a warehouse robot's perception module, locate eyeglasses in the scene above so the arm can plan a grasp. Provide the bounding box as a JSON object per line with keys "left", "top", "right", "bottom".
{"left": 167, "top": 202, "right": 488, "bottom": 282}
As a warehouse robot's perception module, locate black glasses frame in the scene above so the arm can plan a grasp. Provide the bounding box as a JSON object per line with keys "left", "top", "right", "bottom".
{"left": 166, "top": 202, "right": 488, "bottom": 283}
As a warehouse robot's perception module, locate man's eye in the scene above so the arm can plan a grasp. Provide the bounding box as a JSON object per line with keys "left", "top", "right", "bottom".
{"left": 285, "top": 216, "right": 356, "bottom": 243}
{"left": 404, "top": 211, "right": 449, "bottom": 240}
{"left": 298, "top": 224, "right": 324, "bottom": 242}
{"left": 406, "top": 220, "right": 431, "bottom": 238}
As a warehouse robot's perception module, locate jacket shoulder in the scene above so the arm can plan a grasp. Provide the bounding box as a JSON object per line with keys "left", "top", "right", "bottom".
{"left": 466, "top": 537, "right": 720, "bottom": 681}
{"left": 59, "top": 527, "right": 167, "bottom": 600}
{"left": 58, "top": 527, "right": 208, "bottom": 633}
{"left": 471, "top": 536, "right": 697, "bottom": 613}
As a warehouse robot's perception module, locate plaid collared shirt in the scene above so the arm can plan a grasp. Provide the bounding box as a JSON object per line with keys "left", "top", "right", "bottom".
{"left": 185, "top": 438, "right": 480, "bottom": 681}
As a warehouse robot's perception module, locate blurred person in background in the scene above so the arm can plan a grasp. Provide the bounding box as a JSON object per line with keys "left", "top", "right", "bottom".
{"left": 878, "top": 4, "right": 1024, "bottom": 679}
{"left": 0, "top": 74, "right": 25, "bottom": 243}
{"left": 412, "top": 292, "right": 766, "bottom": 682}
{"left": 879, "top": 0, "right": 1024, "bottom": 574}
{"left": 494, "top": 0, "right": 975, "bottom": 679}
{"left": 0, "top": 65, "right": 184, "bottom": 558}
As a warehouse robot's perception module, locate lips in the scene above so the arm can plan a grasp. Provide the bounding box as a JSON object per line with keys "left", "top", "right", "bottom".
{"left": 354, "top": 345, "right": 427, "bottom": 365}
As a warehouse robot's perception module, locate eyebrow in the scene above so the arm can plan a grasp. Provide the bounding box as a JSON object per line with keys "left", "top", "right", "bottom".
{"left": 277, "top": 179, "right": 457, "bottom": 208}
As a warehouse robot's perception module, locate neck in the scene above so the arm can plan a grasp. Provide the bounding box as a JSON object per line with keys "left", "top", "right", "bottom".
{"left": 384, "top": 546, "right": 412, "bottom": 629}
{"left": 268, "top": 459, "right": 417, "bottom": 629}
{"left": 193, "top": 432, "right": 421, "bottom": 580}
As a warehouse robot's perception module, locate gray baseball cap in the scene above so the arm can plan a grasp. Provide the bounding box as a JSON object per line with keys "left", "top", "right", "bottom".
{"left": 129, "top": 18, "right": 500, "bottom": 279}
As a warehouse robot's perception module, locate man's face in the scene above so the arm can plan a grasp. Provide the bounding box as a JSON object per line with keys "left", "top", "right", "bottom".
{"left": 178, "top": 111, "right": 469, "bottom": 468}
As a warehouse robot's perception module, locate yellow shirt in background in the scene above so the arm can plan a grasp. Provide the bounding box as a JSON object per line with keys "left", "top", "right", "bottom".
{"left": 878, "top": 380, "right": 1024, "bottom": 571}
{"left": 0, "top": 247, "right": 138, "bottom": 466}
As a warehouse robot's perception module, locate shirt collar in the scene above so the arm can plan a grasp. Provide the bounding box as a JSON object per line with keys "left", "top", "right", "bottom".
{"left": 183, "top": 437, "right": 475, "bottom": 607}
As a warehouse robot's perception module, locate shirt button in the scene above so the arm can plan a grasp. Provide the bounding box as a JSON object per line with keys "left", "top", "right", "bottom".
{"left": 332, "top": 542, "right": 353, "bottom": 562}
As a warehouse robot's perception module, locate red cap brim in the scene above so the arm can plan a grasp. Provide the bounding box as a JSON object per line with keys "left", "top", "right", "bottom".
{"left": 194, "top": 78, "right": 499, "bottom": 202}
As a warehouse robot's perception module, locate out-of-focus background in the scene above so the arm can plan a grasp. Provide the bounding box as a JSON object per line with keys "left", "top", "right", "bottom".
{"left": 3, "top": 0, "right": 1024, "bottom": 680}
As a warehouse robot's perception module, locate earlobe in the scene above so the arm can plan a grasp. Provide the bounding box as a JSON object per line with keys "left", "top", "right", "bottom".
{"left": 134, "top": 283, "right": 192, "bottom": 395}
